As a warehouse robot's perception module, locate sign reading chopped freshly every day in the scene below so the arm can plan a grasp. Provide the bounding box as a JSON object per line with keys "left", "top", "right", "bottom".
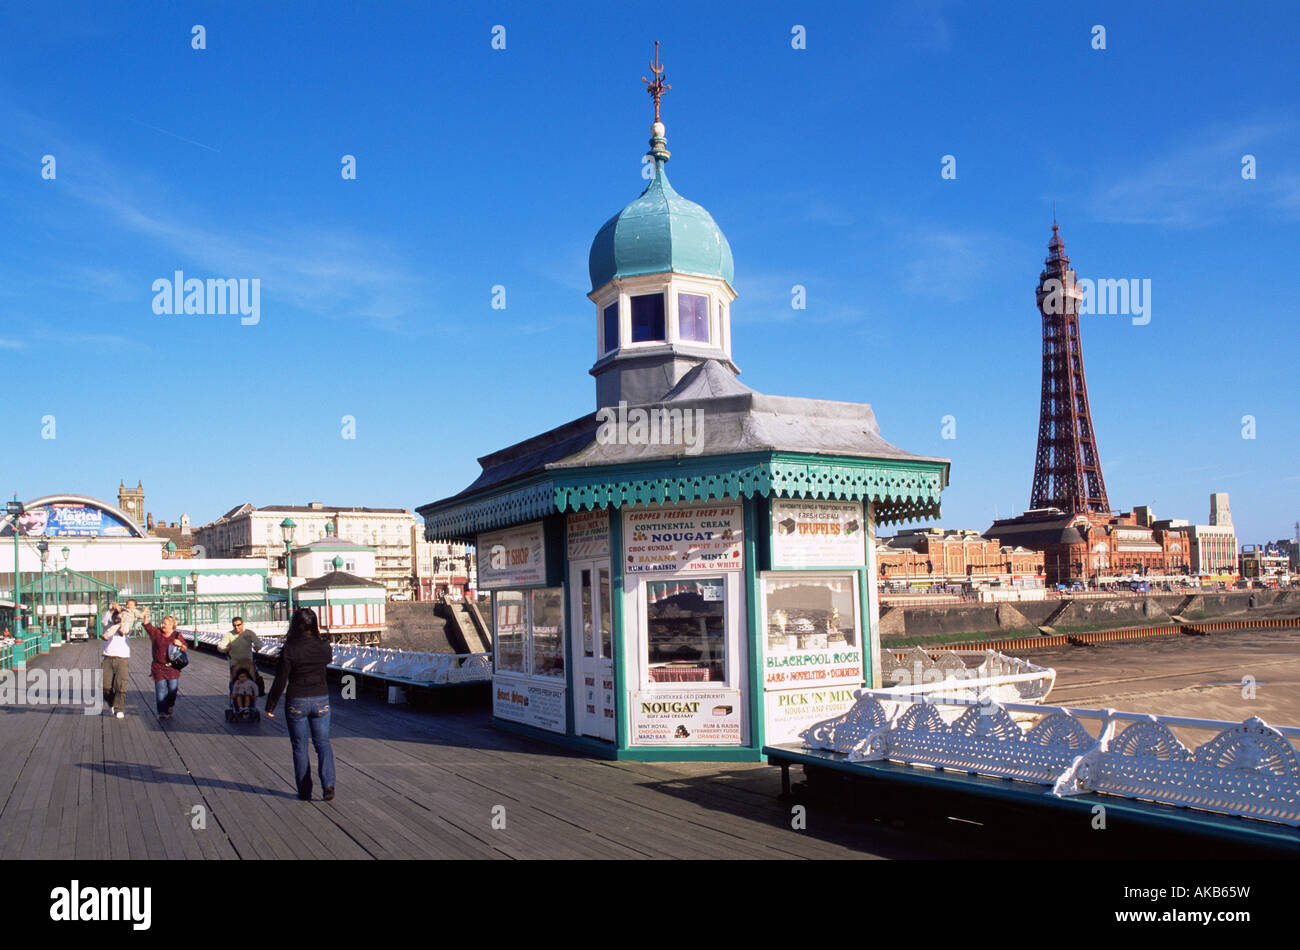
{"left": 476, "top": 522, "right": 546, "bottom": 589}
{"left": 630, "top": 689, "right": 743, "bottom": 746}
{"left": 770, "top": 498, "right": 866, "bottom": 568}
{"left": 623, "top": 503, "right": 743, "bottom": 574}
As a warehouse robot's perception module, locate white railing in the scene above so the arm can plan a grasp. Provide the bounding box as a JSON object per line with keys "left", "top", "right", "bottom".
{"left": 181, "top": 627, "right": 492, "bottom": 687}
{"left": 878, "top": 647, "right": 1056, "bottom": 705}
{"left": 799, "top": 690, "right": 1300, "bottom": 827}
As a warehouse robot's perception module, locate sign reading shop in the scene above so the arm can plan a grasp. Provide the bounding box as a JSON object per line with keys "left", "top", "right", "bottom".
{"left": 476, "top": 522, "right": 546, "bottom": 589}
{"left": 623, "top": 502, "right": 743, "bottom": 574}
{"left": 770, "top": 499, "right": 865, "bottom": 568}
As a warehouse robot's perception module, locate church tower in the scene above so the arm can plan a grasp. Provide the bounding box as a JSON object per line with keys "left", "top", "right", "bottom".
{"left": 587, "top": 43, "right": 738, "bottom": 408}
{"left": 118, "top": 480, "right": 145, "bottom": 525}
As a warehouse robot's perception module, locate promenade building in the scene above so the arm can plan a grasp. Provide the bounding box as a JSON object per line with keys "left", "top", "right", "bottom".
{"left": 876, "top": 529, "right": 1044, "bottom": 589}
{"left": 194, "top": 502, "right": 418, "bottom": 598}
{"left": 418, "top": 65, "right": 948, "bottom": 760}
{"left": 986, "top": 507, "right": 1194, "bottom": 586}
{"left": 411, "top": 527, "right": 475, "bottom": 601}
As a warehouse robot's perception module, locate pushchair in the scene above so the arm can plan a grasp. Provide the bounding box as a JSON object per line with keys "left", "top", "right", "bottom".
{"left": 224, "top": 660, "right": 263, "bottom": 723}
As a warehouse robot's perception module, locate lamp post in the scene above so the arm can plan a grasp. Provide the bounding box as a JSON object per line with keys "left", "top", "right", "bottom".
{"left": 37, "top": 540, "right": 49, "bottom": 647}
{"left": 281, "top": 518, "right": 297, "bottom": 619}
{"left": 60, "top": 546, "right": 69, "bottom": 639}
{"left": 190, "top": 570, "right": 199, "bottom": 628}
{"left": 7, "top": 498, "right": 24, "bottom": 639}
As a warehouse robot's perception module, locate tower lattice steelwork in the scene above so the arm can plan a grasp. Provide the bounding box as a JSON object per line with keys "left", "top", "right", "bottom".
{"left": 1029, "top": 222, "right": 1110, "bottom": 514}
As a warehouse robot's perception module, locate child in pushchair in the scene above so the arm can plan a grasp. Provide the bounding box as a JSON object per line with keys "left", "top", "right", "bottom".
{"left": 225, "top": 663, "right": 261, "bottom": 723}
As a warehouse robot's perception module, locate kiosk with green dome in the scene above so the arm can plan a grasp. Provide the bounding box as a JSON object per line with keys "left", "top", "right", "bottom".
{"left": 419, "top": 49, "right": 949, "bottom": 760}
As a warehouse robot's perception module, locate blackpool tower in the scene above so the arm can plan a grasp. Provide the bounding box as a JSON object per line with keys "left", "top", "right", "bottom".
{"left": 1029, "top": 221, "right": 1110, "bottom": 514}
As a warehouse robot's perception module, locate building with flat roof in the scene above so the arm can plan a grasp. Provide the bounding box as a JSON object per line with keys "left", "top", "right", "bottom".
{"left": 195, "top": 502, "right": 417, "bottom": 598}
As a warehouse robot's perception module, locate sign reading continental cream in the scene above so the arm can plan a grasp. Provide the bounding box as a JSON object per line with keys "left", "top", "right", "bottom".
{"left": 770, "top": 499, "right": 865, "bottom": 568}
{"left": 624, "top": 503, "right": 743, "bottom": 574}
{"left": 477, "top": 522, "right": 545, "bottom": 589}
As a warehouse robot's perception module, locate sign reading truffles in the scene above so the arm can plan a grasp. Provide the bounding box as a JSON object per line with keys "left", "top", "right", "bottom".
{"left": 476, "top": 522, "right": 546, "bottom": 589}
{"left": 630, "top": 689, "right": 743, "bottom": 746}
{"left": 624, "top": 503, "right": 743, "bottom": 574}
{"left": 770, "top": 499, "right": 865, "bottom": 568}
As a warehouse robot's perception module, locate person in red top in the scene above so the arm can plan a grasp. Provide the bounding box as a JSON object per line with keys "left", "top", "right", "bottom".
{"left": 143, "top": 614, "right": 188, "bottom": 720}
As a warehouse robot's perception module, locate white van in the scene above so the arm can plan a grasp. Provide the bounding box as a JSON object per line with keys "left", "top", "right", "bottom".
{"left": 67, "top": 616, "right": 91, "bottom": 641}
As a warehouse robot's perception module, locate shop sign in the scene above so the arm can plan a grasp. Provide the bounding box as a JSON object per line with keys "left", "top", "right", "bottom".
{"left": 770, "top": 499, "right": 865, "bottom": 568}
{"left": 566, "top": 509, "right": 609, "bottom": 560}
{"left": 5, "top": 502, "right": 134, "bottom": 538}
{"left": 630, "top": 688, "right": 743, "bottom": 746}
{"left": 624, "top": 503, "right": 743, "bottom": 574}
{"left": 493, "top": 676, "right": 566, "bottom": 734}
{"left": 477, "top": 522, "right": 545, "bottom": 589}
{"left": 763, "top": 646, "right": 864, "bottom": 690}
{"left": 764, "top": 686, "right": 860, "bottom": 745}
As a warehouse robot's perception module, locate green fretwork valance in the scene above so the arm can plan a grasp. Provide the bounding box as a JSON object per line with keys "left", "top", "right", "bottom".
{"left": 423, "top": 453, "right": 947, "bottom": 539}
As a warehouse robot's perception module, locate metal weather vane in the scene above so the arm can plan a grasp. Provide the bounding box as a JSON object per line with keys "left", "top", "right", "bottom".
{"left": 642, "top": 41, "right": 670, "bottom": 123}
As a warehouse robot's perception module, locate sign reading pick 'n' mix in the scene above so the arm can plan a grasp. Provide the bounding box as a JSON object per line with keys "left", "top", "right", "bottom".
{"left": 770, "top": 499, "right": 865, "bottom": 568}
{"left": 476, "top": 522, "right": 546, "bottom": 589}
{"left": 623, "top": 502, "right": 743, "bottom": 574}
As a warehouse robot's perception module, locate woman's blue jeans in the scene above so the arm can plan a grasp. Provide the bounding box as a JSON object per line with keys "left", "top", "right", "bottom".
{"left": 154, "top": 678, "right": 179, "bottom": 715}
{"left": 286, "top": 695, "right": 335, "bottom": 798}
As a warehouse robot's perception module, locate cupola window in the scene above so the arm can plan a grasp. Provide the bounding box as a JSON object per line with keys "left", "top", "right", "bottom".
{"left": 630, "top": 293, "right": 665, "bottom": 342}
{"left": 602, "top": 302, "right": 619, "bottom": 353}
{"left": 678, "top": 293, "right": 710, "bottom": 343}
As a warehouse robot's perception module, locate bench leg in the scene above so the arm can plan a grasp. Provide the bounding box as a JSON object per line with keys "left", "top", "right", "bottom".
{"left": 778, "top": 761, "right": 791, "bottom": 800}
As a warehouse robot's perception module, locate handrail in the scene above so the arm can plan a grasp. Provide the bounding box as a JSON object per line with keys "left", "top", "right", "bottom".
{"left": 855, "top": 687, "right": 1300, "bottom": 739}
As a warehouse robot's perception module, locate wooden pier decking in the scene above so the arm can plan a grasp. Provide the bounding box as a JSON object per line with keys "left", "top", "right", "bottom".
{"left": 1, "top": 640, "right": 1002, "bottom": 860}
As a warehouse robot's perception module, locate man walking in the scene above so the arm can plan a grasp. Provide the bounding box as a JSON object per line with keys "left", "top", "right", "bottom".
{"left": 218, "top": 617, "right": 265, "bottom": 695}
{"left": 101, "top": 599, "right": 144, "bottom": 719}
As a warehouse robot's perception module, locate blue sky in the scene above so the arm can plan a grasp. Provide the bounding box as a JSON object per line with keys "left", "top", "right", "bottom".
{"left": 1, "top": 1, "right": 1296, "bottom": 545}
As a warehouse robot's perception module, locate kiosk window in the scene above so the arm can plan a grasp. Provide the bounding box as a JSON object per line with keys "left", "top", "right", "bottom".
{"left": 495, "top": 591, "right": 525, "bottom": 673}
{"left": 763, "top": 575, "right": 858, "bottom": 655}
{"left": 530, "top": 588, "right": 565, "bottom": 679}
{"left": 646, "top": 577, "right": 725, "bottom": 683}
{"left": 494, "top": 588, "right": 565, "bottom": 680}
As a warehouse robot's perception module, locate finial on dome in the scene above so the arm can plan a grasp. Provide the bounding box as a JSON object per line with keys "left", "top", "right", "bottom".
{"left": 643, "top": 42, "right": 672, "bottom": 166}
{"left": 642, "top": 41, "right": 670, "bottom": 124}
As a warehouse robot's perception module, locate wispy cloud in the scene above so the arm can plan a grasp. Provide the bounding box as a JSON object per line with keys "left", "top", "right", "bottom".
{"left": 0, "top": 96, "right": 435, "bottom": 332}
{"left": 1090, "top": 118, "right": 1300, "bottom": 227}
{"left": 899, "top": 228, "right": 1022, "bottom": 302}
{"left": 0, "top": 338, "right": 24, "bottom": 349}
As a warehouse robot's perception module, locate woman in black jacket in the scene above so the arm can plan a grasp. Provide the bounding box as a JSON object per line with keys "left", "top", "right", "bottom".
{"left": 265, "top": 607, "right": 336, "bottom": 801}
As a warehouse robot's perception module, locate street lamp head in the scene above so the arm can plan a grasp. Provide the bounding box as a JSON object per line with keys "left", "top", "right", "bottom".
{"left": 37, "top": 539, "right": 49, "bottom": 559}
{"left": 280, "top": 518, "right": 297, "bottom": 545}
{"left": 5, "top": 499, "right": 24, "bottom": 516}
{"left": 61, "top": 545, "right": 70, "bottom": 562}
